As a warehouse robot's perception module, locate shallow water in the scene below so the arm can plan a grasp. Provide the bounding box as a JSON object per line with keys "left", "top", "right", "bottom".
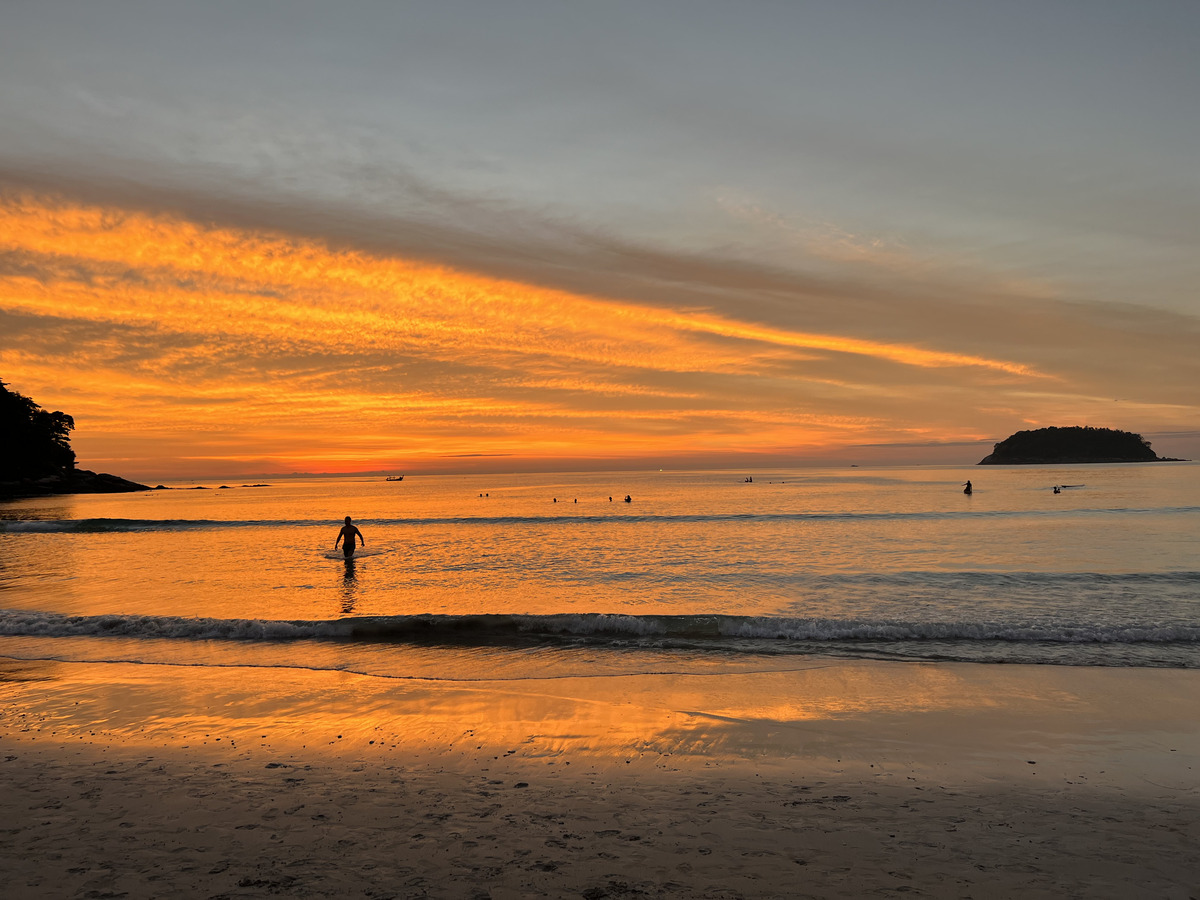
{"left": 2, "top": 463, "right": 1198, "bottom": 675}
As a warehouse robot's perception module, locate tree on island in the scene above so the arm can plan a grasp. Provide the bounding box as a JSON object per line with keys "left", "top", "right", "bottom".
{"left": 1, "top": 380, "right": 150, "bottom": 496}
{"left": 978, "top": 426, "right": 1174, "bottom": 465}
{"left": 0, "top": 380, "right": 76, "bottom": 478}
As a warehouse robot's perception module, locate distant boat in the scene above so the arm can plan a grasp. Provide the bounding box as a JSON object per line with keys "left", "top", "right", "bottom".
{"left": 385, "top": 475, "right": 404, "bottom": 482}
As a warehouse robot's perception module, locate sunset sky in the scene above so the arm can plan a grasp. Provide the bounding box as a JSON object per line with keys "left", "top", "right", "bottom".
{"left": 2, "top": 1, "right": 1198, "bottom": 478}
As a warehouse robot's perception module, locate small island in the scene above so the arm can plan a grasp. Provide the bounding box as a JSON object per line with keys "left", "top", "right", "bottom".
{"left": 978, "top": 426, "right": 1183, "bottom": 465}
{"left": 1, "top": 380, "right": 152, "bottom": 498}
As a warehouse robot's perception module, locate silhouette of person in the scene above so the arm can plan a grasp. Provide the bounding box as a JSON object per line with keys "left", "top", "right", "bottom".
{"left": 963, "top": 480, "right": 973, "bottom": 495}
{"left": 335, "top": 516, "right": 365, "bottom": 559}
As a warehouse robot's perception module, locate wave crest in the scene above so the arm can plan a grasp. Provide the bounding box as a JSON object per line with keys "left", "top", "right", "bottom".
{"left": 2, "top": 609, "right": 1197, "bottom": 648}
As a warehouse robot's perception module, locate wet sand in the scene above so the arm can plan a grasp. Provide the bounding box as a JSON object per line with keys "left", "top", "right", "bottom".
{"left": 2, "top": 658, "right": 1199, "bottom": 898}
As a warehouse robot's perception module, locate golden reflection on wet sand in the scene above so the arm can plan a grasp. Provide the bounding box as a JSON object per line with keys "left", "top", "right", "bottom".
{"left": 5, "top": 658, "right": 1199, "bottom": 786}
{"left": 5, "top": 657, "right": 1200, "bottom": 898}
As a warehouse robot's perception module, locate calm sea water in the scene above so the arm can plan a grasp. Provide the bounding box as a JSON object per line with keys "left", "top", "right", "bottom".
{"left": 2, "top": 464, "right": 1198, "bottom": 677}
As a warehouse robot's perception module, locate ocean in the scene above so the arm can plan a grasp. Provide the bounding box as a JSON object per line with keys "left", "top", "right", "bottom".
{"left": 2, "top": 463, "right": 1198, "bottom": 680}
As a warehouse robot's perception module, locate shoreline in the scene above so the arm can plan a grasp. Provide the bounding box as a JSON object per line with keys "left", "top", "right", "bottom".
{"left": 3, "top": 657, "right": 1199, "bottom": 898}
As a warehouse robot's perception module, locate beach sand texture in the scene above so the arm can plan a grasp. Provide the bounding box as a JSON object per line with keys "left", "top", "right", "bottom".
{"left": 3, "top": 658, "right": 1198, "bottom": 899}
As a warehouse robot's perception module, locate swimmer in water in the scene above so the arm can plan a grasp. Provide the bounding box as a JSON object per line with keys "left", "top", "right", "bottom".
{"left": 334, "top": 516, "right": 365, "bottom": 559}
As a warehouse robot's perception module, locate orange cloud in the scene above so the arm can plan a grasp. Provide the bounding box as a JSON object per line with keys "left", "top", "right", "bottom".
{"left": 0, "top": 195, "right": 1047, "bottom": 476}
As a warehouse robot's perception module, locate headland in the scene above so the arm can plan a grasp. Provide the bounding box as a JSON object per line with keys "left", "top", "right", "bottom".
{"left": 1, "top": 380, "right": 152, "bottom": 498}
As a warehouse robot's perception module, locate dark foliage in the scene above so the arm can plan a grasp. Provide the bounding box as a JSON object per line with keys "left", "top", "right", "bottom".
{"left": 1, "top": 380, "right": 76, "bottom": 477}
{"left": 979, "top": 426, "right": 1160, "bottom": 465}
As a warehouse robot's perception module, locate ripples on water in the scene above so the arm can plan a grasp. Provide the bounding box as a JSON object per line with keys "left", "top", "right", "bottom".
{"left": 1, "top": 464, "right": 1198, "bottom": 671}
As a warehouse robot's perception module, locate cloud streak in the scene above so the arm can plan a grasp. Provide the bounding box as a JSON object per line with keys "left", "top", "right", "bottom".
{"left": 2, "top": 176, "right": 1197, "bottom": 478}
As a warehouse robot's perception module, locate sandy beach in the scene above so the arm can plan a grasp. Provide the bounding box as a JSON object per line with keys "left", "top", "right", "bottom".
{"left": 2, "top": 657, "right": 1198, "bottom": 899}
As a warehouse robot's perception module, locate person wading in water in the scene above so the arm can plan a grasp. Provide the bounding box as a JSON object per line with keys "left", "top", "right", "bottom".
{"left": 334, "top": 516, "right": 365, "bottom": 559}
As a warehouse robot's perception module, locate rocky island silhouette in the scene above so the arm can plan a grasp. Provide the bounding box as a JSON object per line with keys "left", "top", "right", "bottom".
{"left": 979, "top": 426, "right": 1184, "bottom": 465}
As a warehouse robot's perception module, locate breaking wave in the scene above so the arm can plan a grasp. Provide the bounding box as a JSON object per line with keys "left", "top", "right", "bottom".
{"left": 3, "top": 609, "right": 1197, "bottom": 651}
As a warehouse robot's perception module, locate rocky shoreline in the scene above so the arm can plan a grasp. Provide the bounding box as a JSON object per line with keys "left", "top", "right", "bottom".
{"left": 0, "top": 468, "right": 153, "bottom": 500}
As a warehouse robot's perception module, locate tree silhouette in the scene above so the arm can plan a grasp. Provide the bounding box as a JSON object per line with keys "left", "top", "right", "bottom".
{"left": 980, "top": 426, "right": 1159, "bottom": 464}
{"left": 1, "top": 380, "right": 76, "bottom": 478}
